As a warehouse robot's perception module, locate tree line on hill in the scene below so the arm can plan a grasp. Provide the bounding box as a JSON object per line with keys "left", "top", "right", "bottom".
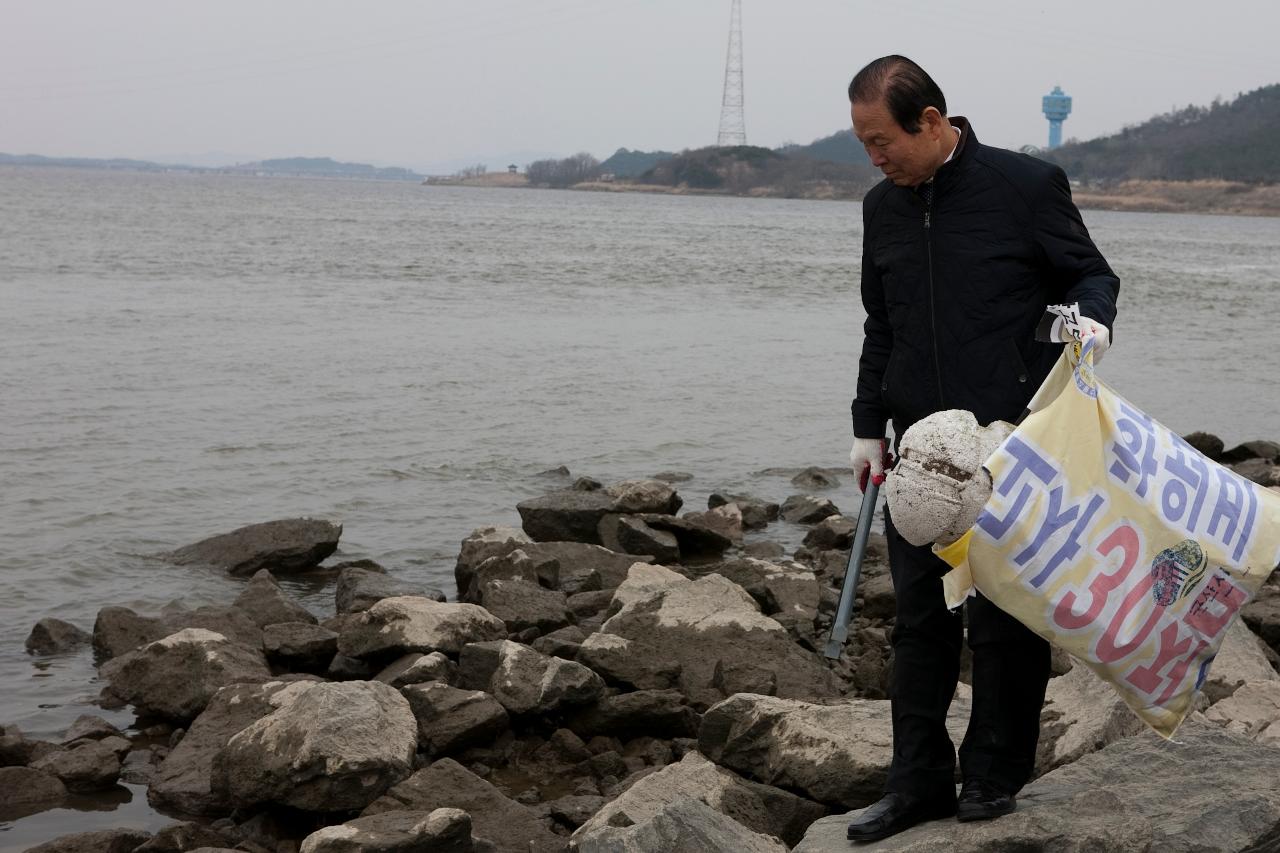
{"left": 518, "top": 83, "right": 1280, "bottom": 194}
{"left": 1041, "top": 84, "right": 1280, "bottom": 183}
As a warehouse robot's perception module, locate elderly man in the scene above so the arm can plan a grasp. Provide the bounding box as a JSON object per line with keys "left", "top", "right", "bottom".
{"left": 845, "top": 55, "right": 1119, "bottom": 842}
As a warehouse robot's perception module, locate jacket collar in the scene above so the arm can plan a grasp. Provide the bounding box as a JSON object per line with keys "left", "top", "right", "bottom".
{"left": 934, "top": 116, "right": 974, "bottom": 185}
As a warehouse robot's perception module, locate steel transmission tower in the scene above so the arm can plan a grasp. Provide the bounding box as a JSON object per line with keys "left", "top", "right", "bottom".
{"left": 717, "top": 0, "right": 746, "bottom": 147}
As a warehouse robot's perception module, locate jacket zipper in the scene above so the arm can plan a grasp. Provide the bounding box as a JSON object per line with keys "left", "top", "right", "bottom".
{"left": 924, "top": 198, "right": 945, "bottom": 408}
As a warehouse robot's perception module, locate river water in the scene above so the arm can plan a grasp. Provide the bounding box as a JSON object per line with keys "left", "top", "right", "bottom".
{"left": 2, "top": 166, "right": 1278, "bottom": 847}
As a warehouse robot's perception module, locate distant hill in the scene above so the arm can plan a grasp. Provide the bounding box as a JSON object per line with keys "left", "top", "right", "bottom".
{"left": 637, "top": 144, "right": 876, "bottom": 197}
{"left": 0, "top": 152, "right": 180, "bottom": 170}
{"left": 0, "top": 152, "right": 422, "bottom": 181}
{"left": 599, "top": 148, "right": 675, "bottom": 178}
{"left": 232, "top": 157, "right": 420, "bottom": 180}
{"left": 777, "top": 130, "right": 872, "bottom": 167}
{"left": 1042, "top": 85, "right": 1280, "bottom": 182}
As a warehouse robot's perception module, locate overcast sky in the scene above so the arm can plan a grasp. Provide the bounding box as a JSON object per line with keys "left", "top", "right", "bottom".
{"left": 4, "top": 0, "right": 1277, "bottom": 172}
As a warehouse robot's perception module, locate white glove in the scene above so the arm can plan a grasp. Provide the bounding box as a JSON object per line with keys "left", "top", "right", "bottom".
{"left": 849, "top": 437, "right": 888, "bottom": 492}
{"left": 1059, "top": 316, "right": 1110, "bottom": 363}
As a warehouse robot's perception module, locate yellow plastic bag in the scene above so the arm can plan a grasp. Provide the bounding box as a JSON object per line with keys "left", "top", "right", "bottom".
{"left": 937, "top": 339, "right": 1280, "bottom": 737}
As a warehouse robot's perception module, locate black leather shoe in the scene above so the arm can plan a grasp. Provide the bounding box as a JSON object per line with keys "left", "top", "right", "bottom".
{"left": 846, "top": 792, "right": 957, "bottom": 842}
{"left": 956, "top": 778, "right": 1016, "bottom": 822}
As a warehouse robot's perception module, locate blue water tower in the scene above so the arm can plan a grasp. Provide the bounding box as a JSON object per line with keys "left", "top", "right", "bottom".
{"left": 1042, "top": 85, "right": 1072, "bottom": 149}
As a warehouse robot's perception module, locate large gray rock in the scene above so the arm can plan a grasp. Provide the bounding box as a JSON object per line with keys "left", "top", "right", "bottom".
{"left": 0, "top": 725, "right": 58, "bottom": 769}
{"left": 1221, "top": 439, "right": 1280, "bottom": 463}
{"left": 92, "top": 605, "right": 164, "bottom": 660}
{"left": 633, "top": 513, "right": 733, "bottom": 559}
{"left": 1182, "top": 430, "right": 1225, "bottom": 460}
{"left": 401, "top": 682, "right": 509, "bottom": 756}
{"left": 780, "top": 495, "right": 839, "bottom": 524}
{"left": 100, "top": 628, "right": 272, "bottom": 720}
{"left": 566, "top": 689, "right": 699, "bottom": 739}
{"left": 300, "top": 807, "right": 476, "bottom": 853}
{"left": 93, "top": 604, "right": 265, "bottom": 661}
{"left": 374, "top": 652, "right": 455, "bottom": 688}
{"left": 458, "top": 640, "right": 604, "bottom": 716}
{"left": 213, "top": 680, "right": 417, "bottom": 812}
{"left": 133, "top": 821, "right": 238, "bottom": 853}
{"left": 1204, "top": 680, "right": 1280, "bottom": 743}
{"left": 478, "top": 578, "right": 572, "bottom": 634}
{"left": 526, "top": 543, "right": 653, "bottom": 592}
{"left": 150, "top": 679, "right": 316, "bottom": 815}
{"left": 699, "top": 689, "right": 970, "bottom": 808}
{"left": 460, "top": 549, "right": 560, "bottom": 603}
{"left": 795, "top": 720, "right": 1280, "bottom": 853}
{"left": 1202, "top": 616, "right": 1280, "bottom": 702}
{"left": 1241, "top": 583, "right": 1280, "bottom": 656}
{"left": 262, "top": 622, "right": 338, "bottom": 672}
{"left": 158, "top": 603, "right": 264, "bottom": 650}
{"left": 597, "top": 514, "right": 681, "bottom": 563}
{"left": 454, "top": 526, "right": 534, "bottom": 597}
{"left": 165, "top": 517, "right": 342, "bottom": 576}
{"left": 604, "top": 479, "right": 683, "bottom": 515}
{"left": 61, "top": 714, "right": 121, "bottom": 743}
{"left": 455, "top": 528, "right": 648, "bottom": 598}
{"left": 572, "top": 752, "right": 822, "bottom": 848}
{"left": 337, "top": 567, "right": 446, "bottom": 614}
{"left": 597, "top": 569, "right": 837, "bottom": 709}
{"left": 364, "top": 757, "right": 564, "bottom": 853}
{"left": 1036, "top": 663, "right": 1144, "bottom": 774}
{"left": 518, "top": 480, "right": 683, "bottom": 546}
{"left": 0, "top": 723, "right": 23, "bottom": 766}
{"left": 338, "top": 596, "right": 506, "bottom": 661}
{"left": 606, "top": 563, "right": 688, "bottom": 615}
{"left": 800, "top": 516, "right": 855, "bottom": 552}
{"left": 30, "top": 739, "right": 121, "bottom": 792}
{"left": 1231, "top": 457, "right": 1280, "bottom": 487}
{"left": 518, "top": 489, "right": 618, "bottom": 544}
{"left": 701, "top": 558, "right": 820, "bottom": 635}
{"left": 25, "top": 617, "right": 92, "bottom": 654}
{"left": 572, "top": 795, "right": 786, "bottom": 853}
{"left": 25, "top": 829, "right": 153, "bottom": 853}
{"left": 234, "top": 569, "right": 317, "bottom": 626}
{"left": 708, "top": 493, "right": 779, "bottom": 530}
{"left": 792, "top": 466, "right": 841, "bottom": 490}
{"left": 532, "top": 625, "right": 589, "bottom": 660}
{"left": 681, "top": 504, "right": 744, "bottom": 546}
{"left": 0, "top": 765, "right": 67, "bottom": 808}
{"left": 575, "top": 633, "right": 680, "bottom": 691}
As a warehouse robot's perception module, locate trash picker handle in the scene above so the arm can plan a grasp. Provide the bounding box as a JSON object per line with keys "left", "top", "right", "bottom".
{"left": 823, "top": 477, "right": 879, "bottom": 660}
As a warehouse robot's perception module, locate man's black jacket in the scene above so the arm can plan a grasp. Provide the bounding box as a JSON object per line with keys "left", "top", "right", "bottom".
{"left": 851, "top": 118, "right": 1119, "bottom": 440}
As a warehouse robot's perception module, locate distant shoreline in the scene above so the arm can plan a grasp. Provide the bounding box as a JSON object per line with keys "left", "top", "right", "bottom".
{"left": 1068, "top": 180, "right": 1280, "bottom": 218}
{"left": 430, "top": 171, "right": 1280, "bottom": 217}
{"left": 9, "top": 164, "right": 1277, "bottom": 217}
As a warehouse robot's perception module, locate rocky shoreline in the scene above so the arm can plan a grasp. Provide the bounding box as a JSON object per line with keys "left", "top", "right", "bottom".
{"left": 7, "top": 434, "right": 1280, "bottom": 852}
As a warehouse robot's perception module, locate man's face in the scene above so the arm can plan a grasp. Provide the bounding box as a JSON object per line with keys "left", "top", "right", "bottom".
{"left": 851, "top": 98, "right": 942, "bottom": 187}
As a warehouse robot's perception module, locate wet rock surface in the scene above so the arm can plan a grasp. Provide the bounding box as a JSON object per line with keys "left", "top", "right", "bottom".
{"left": 164, "top": 517, "right": 343, "bottom": 576}
{"left": 25, "top": 617, "right": 92, "bottom": 654}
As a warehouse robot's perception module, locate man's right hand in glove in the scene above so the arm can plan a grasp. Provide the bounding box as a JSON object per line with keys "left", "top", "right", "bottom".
{"left": 849, "top": 437, "right": 890, "bottom": 493}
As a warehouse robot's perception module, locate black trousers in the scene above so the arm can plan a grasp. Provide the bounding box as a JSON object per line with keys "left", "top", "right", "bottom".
{"left": 883, "top": 509, "right": 1051, "bottom": 801}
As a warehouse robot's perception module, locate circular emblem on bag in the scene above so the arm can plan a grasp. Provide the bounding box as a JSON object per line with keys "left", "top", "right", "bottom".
{"left": 1150, "top": 539, "right": 1207, "bottom": 607}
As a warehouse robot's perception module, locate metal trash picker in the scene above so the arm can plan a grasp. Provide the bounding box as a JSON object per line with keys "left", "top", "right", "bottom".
{"left": 823, "top": 477, "right": 880, "bottom": 660}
